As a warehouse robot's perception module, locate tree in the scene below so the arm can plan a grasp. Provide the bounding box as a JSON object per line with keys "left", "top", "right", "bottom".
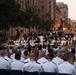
{"left": 23, "top": 5, "right": 40, "bottom": 32}
{"left": 0, "top": 0, "right": 20, "bottom": 30}
{"left": 38, "top": 13, "right": 55, "bottom": 32}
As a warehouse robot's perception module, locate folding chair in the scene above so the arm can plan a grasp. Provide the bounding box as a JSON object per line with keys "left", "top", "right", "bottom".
{"left": 0, "top": 69, "right": 8, "bottom": 75}
{"left": 24, "top": 71, "right": 39, "bottom": 75}
{"left": 9, "top": 70, "right": 23, "bottom": 75}
{"left": 57, "top": 73, "right": 72, "bottom": 75}
{"left": 40, "top": 72, "right": 56, "bottom": 75}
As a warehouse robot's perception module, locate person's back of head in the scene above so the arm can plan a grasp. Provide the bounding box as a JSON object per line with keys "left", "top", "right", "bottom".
{"left": 24, "top": 50, "right": 28, "bottom": 57}
{"left": 40, "top": 51, "right": 45, "bottom": 58}
{"left": 4, "top": 50, "right": 9, "bottom": 56}
{"left": 16, "top": 51, "right": 21, "bottom": 56}
{"left": 12, "top": 47, "right": 17, "bottom": 54}
{"left": 15, "top": 52, "right": 21, "bottom": 60}
{"left": 0, "top": 50, "right": 5, "bottom": 57}
{"left": 68, "top": 53, "right": 75, "bottom": 64}
{"left": 57, "top": 52, "right": 62, "bottom": 57}
{"left": 71, "top": 48, "right": 75, "bottom": 54}
{"left": 47, "top": 53, "right": 54, "bottom": 61}
{"left": 10, "top": 46, "right": 13, "bottom": 49}
{"left": 62, "top": 52, "right": 70, "bottom": 61}
{"left": 32, "top": 49, "right": 39, "bottom": 58}
{"left": 29, "top": 53, "right": 36, "bottom": 61}
{"left": 48, "top": 48, "right": 53, "bottom": 54}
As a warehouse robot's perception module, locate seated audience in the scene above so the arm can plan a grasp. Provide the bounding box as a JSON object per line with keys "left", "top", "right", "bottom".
{"left": 42, "top": 53, "right": 57, "bottom": 72}
{"left": 23, "top": 53, "right": 43, "bottom": 72}
{"left": 11, "top": 51, "right": 24, "bottom": 71}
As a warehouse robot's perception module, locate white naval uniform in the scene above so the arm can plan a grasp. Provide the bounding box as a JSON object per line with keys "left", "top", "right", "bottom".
{"left": 74, "top": 62, "right": 76, "bottom": 71}
{"left": 11, "top": 60, "right": 24, "bottom": 71}
{"left": 4, "top": 56, "right": 12, "bottom": 64}
{"left": 23, "top": 61, "right": 43, "bottom": 72}
{"left": 24, "top": 58, "right": 30, "bottom": 63}
{"left": 58, "top": 61, "right": 76, "bottom": 75}
{"left": 45, "top": 48, "right": 49, "bottom": 55}
{"left": 39, "top": 36, "right": 44, "bottom": 46}
{"left": 42, "top": 61, "right": 57, "bottom": 72}
{"left": 37, "top": 57, "right": 48, "bottom": 65}
{"left": 0, "top": 57, "right": 10, "bottom": 70}
{"left": 10, "top": 54, "right": 15, "bottom": 60}
{"left": 14, "top": 40, "right": 20, "bottom": 47}
{"left": 11, "top": 54, "right": 24, "bottom": 62}
{"left": 52, "top": 56, "right": 64, "bottom": 66}
{"left": 30, "top": 40, "right": 35, "bottom": 47}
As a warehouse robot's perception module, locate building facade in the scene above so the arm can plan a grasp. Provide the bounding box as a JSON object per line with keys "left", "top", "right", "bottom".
{"left": 25, "top": 0, "right": 56, "bottom": 20}
{"left": 54, "top": 6, "right": 61, "bottom": 30}
{"left": 38, "top": 0, "right": 56, "bottom": 20}
{"left": 56, "top": 2, "right": 68, "bottom": 20}
{"left": 25, "top": 0, "right": 38, "bottom": 6}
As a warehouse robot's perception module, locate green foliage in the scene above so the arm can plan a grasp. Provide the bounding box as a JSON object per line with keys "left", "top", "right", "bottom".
{"left": 24, "top": 5, "right": 40, "bottom": 29}
{"left": 0, "top": 0, "right": 20, "bottom": 30}
{"left": 39, "top": 13, "right": 55, "bottom": 31}
{"left": 0, "top": 0, "right": 55, "bottom": 32}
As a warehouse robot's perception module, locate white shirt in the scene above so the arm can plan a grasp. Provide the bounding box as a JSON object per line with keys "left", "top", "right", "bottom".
{"left": 11, "top": 54, "right": 24, "bottom": 62}
{"left": 45, "top": 48, "right": 49, "bottom": 55}
{"left": 61, "top": 40, "right": 66, "bottom": 46}
{"left": 11, "top": 60, "right": 24, "bottom": 71}
{"left": 24, "top": 58, "right": 30, "bottom": 63}
{"left": 74, "top": 62, "right": 76, "bottom": 71}
{"left": 39, "top": 36, "right": 43, "bottom": 42}
{"left": 23, "top": 61, "right": 43, "bottom": 72}
{"left": 37, "top": 57, "right": 48, "bottom": 65}
{"left": 52, "top": 56, "right": 64, "bottom": 66}
{"left": 10, "top": 54, "right": 15, "bottom": 59}
{"left": 0, "top": 57, "right": 10, "bottom": 70}
{"left": 14, "top": 41, "right": 20, "bottom": 46}
{"left": 30, "top": 40, "right": 35, "bottom": 47}
{"left": 9, "top": 49, "right": 12, "bottom": 54}
{"left": 51, "top": 40, "right": 56, "bottom": 45}
{"left": 58, "top": 61, "right": 76, "bottom": 75}
{"left": 39, "top": 36, "right": 44, "bottom": 45}
{"left": 4, "top": 56, "right": 12, "bottom": 64}
{"left": 42, "top": 61, "right": 57, "bottom": 72}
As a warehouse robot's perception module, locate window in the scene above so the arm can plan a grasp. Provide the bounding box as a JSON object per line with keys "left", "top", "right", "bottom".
{"left": 42, "top": 15, "right": 44, "bottom": 19}
{"left": 49, "top": 0, "right": 51, "bottom": 3}
{"left": 20, "top": 0, "right": 24, "bottom": 9}
{"left": 42, "top": 6, "right": 44, "bottom": 9}
{"left": 20, "top": 0, "right": 23, "bottom": 2}
{"left": 41, "top": 0, "right": 44, "bottom": 3}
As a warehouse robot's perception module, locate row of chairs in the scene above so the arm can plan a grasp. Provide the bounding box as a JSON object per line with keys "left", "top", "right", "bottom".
{"left": 0, "top": 69, "right": 72, "bottom": 75}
